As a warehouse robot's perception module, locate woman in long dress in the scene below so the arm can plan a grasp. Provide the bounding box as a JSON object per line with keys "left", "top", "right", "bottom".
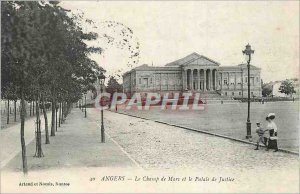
{"left": 266, "top": 113, "right": 279, "bottom": 152}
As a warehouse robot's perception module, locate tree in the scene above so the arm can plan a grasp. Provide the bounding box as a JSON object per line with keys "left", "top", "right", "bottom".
{"left": 262, "top": 83, "right": 273, "bottom": 97}
{"left": 1, "top": 1, "right": 103, "bottom": 174}
{"left": 279, "top": 80, "right": 296, "bottom": 97}
{"left": 106, "top": 76, "right": 123, "bottom": 95}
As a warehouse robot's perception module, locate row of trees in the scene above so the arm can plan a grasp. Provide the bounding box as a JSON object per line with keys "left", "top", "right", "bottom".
{"left": 1, "top": 1, "right": 104, "bottom": 174}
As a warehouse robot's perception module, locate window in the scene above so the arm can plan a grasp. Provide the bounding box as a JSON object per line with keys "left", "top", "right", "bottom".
{"left": 139, "top": 78, "right": 141, "bottom": 84}
{"left": 219, "top": 80, "right": 221, "bottom": 85}
{"left": 245, "top": 77, "right": 248, "bottom": 83}
{"left": 232, "top": 92, "right": 234, "bottom": 96}
{"left": 256, "top": 77, "right": 259, "bottom": 82}
{"left": 251, "top": 92, "right": 253, "bottom": 96}
{"left": 239, "top": 92, "right": 241, "bottom": 95}
{"left": 225, "top": 92, "right": 227, "bottom": 96}
{"left": 150, "top": 78, "right": 152, "bottom": 84}
{"left": 224, "top": 79, "right": 228, "bottom": 85}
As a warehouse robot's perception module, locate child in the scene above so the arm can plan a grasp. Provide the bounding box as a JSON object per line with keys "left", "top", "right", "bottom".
{"left": 254, "top": 122, "right": 266, "bottom": 150}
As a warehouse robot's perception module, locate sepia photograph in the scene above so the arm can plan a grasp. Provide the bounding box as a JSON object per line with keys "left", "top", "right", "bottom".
{"left": 0, "top": 1, "right": 299, "bottom": 193}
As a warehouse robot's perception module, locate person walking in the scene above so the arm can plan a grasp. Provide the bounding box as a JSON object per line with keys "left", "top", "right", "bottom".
{"left": 265, "top": 113, "right": 279, "bottom": 152}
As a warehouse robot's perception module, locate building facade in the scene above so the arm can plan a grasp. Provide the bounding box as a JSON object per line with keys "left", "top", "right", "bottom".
{"left": 123, "top": 53, "right": 262, "bottom": 98}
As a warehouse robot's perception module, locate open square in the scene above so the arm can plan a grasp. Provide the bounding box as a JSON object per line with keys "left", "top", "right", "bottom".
{"left": 118, "top": 101, "right": 299, "bottom": 152}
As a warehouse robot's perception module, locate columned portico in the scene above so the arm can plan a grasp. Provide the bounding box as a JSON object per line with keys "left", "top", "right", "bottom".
{"left": 184, "top": 68, "right": 218, "bottom": 91}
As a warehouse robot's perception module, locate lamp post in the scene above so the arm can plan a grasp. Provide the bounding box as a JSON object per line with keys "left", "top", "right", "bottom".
{"left": 242, "top": 43, "right": 254, "bottom": 139}
{"left": 98, "top": 72, "right": 106, "bottom": 143}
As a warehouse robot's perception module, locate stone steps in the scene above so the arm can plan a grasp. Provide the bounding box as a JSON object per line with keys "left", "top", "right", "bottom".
{"left": 195, "top": 91, "right": 241, "bottom": 104}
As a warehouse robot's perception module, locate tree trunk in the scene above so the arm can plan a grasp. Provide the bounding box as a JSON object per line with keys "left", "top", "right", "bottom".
{"left": 32, "top": 100, "right": 35, "bottom": 116}
{"left": 14, "top": 100, "right": 17, "bottom": 122}
{"left": 61, "top": 102, "right": 63, "bottom": 123}
{"left": 34, "top": 94, "right": 43, "bottom": 157}
{"left": 64, "top": 102, "right": 67, "bottom": 117}
{"left": 20, "top": 88, "right": 28, "bottom": 174}
{"left": 30, "top": 101, "right": 32, "bottom": 116}
{"left": 7, "top": 100, "right": 9, "bottom": 124}
{"left": 61, "top": 101, "right": 64, "bottom": 123}
{"left": 51, "top": 98, "right": 56, "bottom": 136}
{"left": 59, "top": 102, "right": 61, "bottom": 127}
{"left": 67, "top": 102, "right": 71, "bottom": 116}
{"left": 42, "top": 95, "right": 50, "bottom": 144}
{"left": 55, "top": 104, "right": 58, "bottom": 131}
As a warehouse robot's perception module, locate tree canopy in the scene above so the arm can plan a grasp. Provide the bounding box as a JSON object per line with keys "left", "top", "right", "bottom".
{"left": 279, "top": 80, "right": 296, "bottom": 97}
{"left": 106, "top": 76, "right": 123, "bottom": 94}
{"left": 1, "top": 1, "right": 104, "bottom": 174}
{"left": 262, "top": 83, "right": 273, "bottom": 97}
{"left": 1, "top": 1, "right": 103, "bottom": 102}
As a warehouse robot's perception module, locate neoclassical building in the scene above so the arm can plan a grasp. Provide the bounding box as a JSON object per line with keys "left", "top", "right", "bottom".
{"left": 123, "top": 53, "right": 262, "bottom": 98}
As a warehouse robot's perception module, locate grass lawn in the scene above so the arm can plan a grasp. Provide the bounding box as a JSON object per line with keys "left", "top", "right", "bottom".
{"left": 119, "top": 101, "right": 299, "bottom": 152}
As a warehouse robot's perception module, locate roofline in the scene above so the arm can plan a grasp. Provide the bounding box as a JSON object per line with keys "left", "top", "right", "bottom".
{"left": 122, "top": 65, "right": 181, "bottom": 77}
{"left": 165, "top": 52, "right": 201, "bottom": 66}
{"left": 166, "top": 53, "right": 220, "bottom": 67}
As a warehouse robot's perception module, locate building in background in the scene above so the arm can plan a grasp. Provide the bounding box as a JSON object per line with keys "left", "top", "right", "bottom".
{"left": 271, "top": 79, "right": 299, "bottom": 97}
{"left": 123, "top": 53, "right": 262, "bottom": 98}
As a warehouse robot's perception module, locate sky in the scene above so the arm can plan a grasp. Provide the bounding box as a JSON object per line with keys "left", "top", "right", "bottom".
{"left": 61, "top": 1, "right": 299, "bottom": 83}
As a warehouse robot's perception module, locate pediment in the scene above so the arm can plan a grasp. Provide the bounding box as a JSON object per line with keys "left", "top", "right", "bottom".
{"left": 165, "top": 52, "right": 201, "bottom": 66}
{"left": 183, "top": 56, "right": 220, "bottom": 66}
{"left": 165, "top": 52, "right": 220, "bottom": 67}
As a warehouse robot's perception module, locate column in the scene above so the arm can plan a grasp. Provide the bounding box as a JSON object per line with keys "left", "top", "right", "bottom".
{"left": 210, "top": 69, "right": 213, "bottom": 90}
{"left": 207, "top": 69, "right": 210, "bottom": 90}
{"left": 207, "top": 70, "right": 209, "bottom": 90}
{"left": 214, "top": 70, "right": 217, "bottom": 90}
{"left": 220, "top": 72, "right": 223, "bottom": 90}
{"left": 204, "top": 69, "right": 207, "bottom": 91}
{"left": 198, "top": 69, "right": 201, "bottom": 91}
{"left": 191, "top": 69, "right": 194, "bottom": 90}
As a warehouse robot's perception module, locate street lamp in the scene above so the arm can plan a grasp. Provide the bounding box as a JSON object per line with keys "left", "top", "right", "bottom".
{"left": 98, "top": 72, "right": 106, "bottom": 143}
{"left": 242, "top": 43, "right": 254, "bottom": 139}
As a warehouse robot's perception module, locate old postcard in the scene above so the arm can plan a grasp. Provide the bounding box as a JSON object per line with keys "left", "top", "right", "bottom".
{"left": 1, "top": 1, "right": 299, "bottom": 193}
